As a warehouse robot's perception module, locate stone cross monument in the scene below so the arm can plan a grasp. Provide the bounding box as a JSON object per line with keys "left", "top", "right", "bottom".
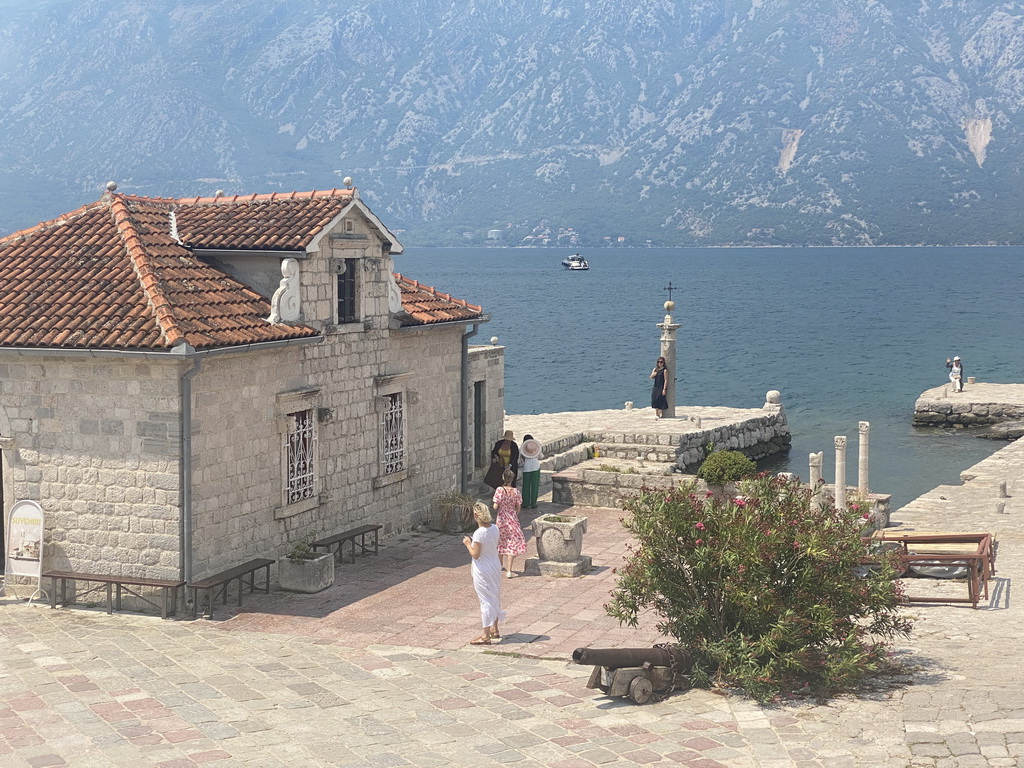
{"left": 657, "top": 298, "right": 681, "bottom": 418}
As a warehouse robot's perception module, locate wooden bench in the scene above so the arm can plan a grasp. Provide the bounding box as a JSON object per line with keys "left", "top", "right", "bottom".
{"left": 311, "top": 524, "right": 382, "bottom": 564}
{"left": 43, "top": 570, "right": 185, "bottom": 619}
{"left": 188, "top": 558, "right": 275, "bottom": 619}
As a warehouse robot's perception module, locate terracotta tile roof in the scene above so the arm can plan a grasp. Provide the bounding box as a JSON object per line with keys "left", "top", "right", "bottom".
{"left": 174, "top": 189, "right": 354, "bottom": 251}
{"left": 0, "top": 193, "right": 322, "bottom": 351}
{"left": 395, "top": 273, "right": 484, "bottom": 326}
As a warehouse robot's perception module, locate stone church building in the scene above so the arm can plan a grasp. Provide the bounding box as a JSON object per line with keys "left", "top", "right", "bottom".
{"left": 0, "top": 186, "right": 503, "bottom": 585}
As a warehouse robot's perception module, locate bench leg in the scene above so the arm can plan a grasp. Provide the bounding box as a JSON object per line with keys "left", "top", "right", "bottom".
{"left": 262, "top": 564, "right": 271, "bottom": 594}
{"left": 107, "top": 583, "right": 114, "bottom": 615}
{"left": 235, "top": 576, "right": 243, "bottom": 606}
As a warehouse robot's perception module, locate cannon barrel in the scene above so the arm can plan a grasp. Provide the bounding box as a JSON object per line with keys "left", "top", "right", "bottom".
{"left": 572, "top": 646, "right": 692, "bottom": 671}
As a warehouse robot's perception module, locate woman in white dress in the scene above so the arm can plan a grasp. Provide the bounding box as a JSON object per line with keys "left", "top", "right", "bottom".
{"left": 463, "top": 502, "right": 507, "bottom": 644}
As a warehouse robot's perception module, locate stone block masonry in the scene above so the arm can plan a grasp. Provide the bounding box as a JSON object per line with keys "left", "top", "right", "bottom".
{"left": 506, "top": 394, "right": 791, "bottom": 508}
{"left": 914, "top": 382, "right": 1024, "bottom": 427}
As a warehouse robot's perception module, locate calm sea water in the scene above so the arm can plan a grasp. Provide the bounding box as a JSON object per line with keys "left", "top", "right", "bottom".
{"left": 394, "top": 246, "right": 1024, "bottom": 509}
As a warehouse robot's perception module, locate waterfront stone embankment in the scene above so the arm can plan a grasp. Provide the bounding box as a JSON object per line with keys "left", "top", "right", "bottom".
{"left": 914, "top": 381, "right": 1024, "bottom": 428}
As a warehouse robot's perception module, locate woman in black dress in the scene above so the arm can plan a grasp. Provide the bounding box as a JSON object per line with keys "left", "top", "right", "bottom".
{"left": 650, "top": 356, "right": 669, "bottom": 418}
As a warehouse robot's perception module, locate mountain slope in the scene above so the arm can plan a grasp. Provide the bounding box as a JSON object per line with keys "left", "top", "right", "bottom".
{"left": 2, "top": 0, "right": 1023, "bottom": 246}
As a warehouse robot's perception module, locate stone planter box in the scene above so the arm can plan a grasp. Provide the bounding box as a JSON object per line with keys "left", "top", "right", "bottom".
{"left": 278, "top": 553, "right": 335, "bottom": 593}
{"left": 526, "top": 513, "right": 591, "bottom": 577}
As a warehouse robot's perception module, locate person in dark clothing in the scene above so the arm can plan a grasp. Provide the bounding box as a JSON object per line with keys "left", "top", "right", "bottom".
{"left": 650, "top": 356, "right": 669, "bottom": 417}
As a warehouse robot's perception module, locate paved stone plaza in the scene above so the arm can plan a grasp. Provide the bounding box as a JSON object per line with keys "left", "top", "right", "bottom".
{"left": 2, "top": 435, "right": 1024, "bottom": 766}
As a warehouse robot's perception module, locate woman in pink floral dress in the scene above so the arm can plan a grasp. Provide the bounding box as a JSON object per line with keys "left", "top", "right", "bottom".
{"left": 494, "top": 469, "right": 526, "bottom": 577}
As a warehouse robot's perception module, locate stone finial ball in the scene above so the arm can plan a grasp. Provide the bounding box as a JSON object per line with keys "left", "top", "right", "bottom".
{"left": 664, "top": 300, "right": 675, "bottom": 312}
{"left": 343, "top": 176, "right": 353, "bottom": 188}
{"left": 490, "top": 336, "right": 499, "bottom": 345}
{"left": 106, "top": 181, "right": 117, "bottom": 192}
{"left": 765, "top": 390, "right": 782, "bottom": 404}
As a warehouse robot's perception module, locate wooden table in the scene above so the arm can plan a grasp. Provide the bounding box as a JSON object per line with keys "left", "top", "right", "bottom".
{"left": 867, "top": 532, "right": 996, "bottom": 609}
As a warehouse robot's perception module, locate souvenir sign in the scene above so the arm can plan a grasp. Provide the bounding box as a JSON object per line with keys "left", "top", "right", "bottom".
{"left": 6, "top": 500, "right": 44, "bottom": 579}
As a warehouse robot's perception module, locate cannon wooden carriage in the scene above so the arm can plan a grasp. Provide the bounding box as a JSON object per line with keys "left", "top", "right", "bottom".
{"left": 573, "top": 646, "right": 693, "bottom": 705}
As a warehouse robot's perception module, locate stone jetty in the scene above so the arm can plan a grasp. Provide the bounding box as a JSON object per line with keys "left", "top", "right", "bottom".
{"left": 504, "top": 394, "right": 790, "bottom": 507}
{"left": 914, "top": 381, "right": 1024, "bottom": 430}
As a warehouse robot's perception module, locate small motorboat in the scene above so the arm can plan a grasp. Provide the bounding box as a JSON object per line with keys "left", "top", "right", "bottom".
{"left": 561, "top": 254, "right": 590, "bottom": 270}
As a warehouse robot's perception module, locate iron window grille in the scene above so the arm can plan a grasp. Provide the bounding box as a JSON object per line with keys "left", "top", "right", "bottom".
{"left": 381, "top": 393, "right": 405, "bottom": 475}
{"left": 286, "top": 409, "right": 317, "bottom": 504}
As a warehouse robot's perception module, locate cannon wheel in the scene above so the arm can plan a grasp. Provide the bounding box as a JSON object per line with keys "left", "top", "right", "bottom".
{"left": 628, "top": 675, "right": 653, "bottom": 705}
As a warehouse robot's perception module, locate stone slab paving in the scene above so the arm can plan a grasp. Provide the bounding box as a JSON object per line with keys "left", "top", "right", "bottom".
{"left": 505, "top": 405, "right": 777, "bottom": 444}
{"left": 2, "top": 439, "right": 1024, "bottom": 766}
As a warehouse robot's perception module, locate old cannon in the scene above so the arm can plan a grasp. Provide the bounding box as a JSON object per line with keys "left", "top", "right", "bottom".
{"left": 573, "top": 645, "right": 693, "bottom": 704}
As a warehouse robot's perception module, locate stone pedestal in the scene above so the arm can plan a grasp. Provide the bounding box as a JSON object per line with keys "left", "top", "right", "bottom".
{"left": 657, "top": 301, "right": 681, "bottom": 418}
{"left": 524, "top": 555, "right": 593, "bottom": 578}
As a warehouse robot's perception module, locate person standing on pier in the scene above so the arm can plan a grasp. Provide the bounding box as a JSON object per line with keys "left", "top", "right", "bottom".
{"left": 650, "top": 356, "right": 669, "bottom": 417}
{"left": 519, "top": 435, "right": 543, "bottom": 509}
{"left": 946, "top": 355, "right": 965, "bottom": 392}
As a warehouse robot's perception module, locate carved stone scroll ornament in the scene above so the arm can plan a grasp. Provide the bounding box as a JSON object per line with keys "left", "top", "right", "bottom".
{"left": 386, "top": 258, "right": 403, "bottom": 314}
{"left": 267, "top": 258, "right": 301, "bottom": 324}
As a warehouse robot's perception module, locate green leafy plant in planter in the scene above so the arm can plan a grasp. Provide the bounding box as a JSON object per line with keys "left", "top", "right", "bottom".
{"left": 607, "top": 475, "right": 911, "bottom": 702}
{"left": 435, "top": 489, "right": 477, "bottom": 532}
{"left": 286, "top": 531, "right": 319, "bottom": 561}
{"left": 696, "top": 449, "right": 756, "bottom": 487}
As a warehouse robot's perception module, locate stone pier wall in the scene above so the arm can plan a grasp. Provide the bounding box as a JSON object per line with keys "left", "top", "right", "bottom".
{"left": 913, "top": 399, "right": 1024, "bottom": 427}
{"left": 586, "top": 410, "right": 791, "bottom": 472}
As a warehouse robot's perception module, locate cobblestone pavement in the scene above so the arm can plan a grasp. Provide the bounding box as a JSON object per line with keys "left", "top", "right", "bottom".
{"left": 3, "top": 443, "right": 1024, "bottom": 766}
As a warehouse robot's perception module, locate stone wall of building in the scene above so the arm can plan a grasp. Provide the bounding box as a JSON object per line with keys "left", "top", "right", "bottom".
{"left": 0, "top": 356, "right": 183, "bottom": 581}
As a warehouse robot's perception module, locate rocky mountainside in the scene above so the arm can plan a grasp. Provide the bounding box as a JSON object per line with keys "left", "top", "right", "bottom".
{"left": 2, "top": 0, "right": 1023, "bottom": 246}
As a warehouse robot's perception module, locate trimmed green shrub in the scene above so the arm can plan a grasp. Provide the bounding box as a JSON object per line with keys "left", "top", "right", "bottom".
{"left": 696, "top": 449, "right": 756, "bottom": 486}
{"left": 606, "top": 475, "right": 911, "bottom": 702}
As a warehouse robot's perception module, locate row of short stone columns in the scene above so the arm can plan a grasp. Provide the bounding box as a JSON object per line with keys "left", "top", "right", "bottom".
{"left": 804, "top": 421, "right": 871, "bottom": 512}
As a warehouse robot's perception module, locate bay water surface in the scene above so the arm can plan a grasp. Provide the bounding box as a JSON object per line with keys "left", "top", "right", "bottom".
{"left": 394, "top": 246, "right": 1024, "bottom": 509}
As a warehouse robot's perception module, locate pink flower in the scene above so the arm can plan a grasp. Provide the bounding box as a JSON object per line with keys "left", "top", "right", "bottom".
{"left": 695, "top": 522, "right": 706, "bottom": 530}
{"left": 734, "top": 498, "right": 747, "bottom": 507}
{"left": 862, "top": 513, "right": 871, "bottom": 520}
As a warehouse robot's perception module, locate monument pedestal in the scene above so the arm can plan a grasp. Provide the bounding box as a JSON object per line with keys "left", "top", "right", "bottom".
{"left": 524, "top": 555, "right": 592, "bottom": 578}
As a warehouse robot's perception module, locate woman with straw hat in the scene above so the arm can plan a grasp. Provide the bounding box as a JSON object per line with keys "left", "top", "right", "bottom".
{"left": 519, "top": 434, "right": 543, "bottom": 509}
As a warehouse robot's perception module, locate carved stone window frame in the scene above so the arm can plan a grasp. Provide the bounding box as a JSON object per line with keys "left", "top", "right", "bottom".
{"left": 274, "top": 387, "right": 322, "bottom": 520}
{"left": 331, "top": 254, "right": 364, "bottom": 330}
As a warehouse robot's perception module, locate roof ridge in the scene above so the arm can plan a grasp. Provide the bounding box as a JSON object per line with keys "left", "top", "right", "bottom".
{"left": 0, "top": 201, "right": 107, "bottom": 247}
{"left": 176, "top": 188, "right": 354, "bottom": 206}
{"left": 109, "top": 196, "right": 187, "bottom": 348}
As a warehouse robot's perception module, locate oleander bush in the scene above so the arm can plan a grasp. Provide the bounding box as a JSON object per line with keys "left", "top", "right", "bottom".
{"left": 606, "top": 474, "right": 911, "bottom": 702}
{"left": 696, "top": 449, "right": 756, "bottom": 487}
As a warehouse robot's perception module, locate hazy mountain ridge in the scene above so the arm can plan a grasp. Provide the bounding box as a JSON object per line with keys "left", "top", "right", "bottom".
{"left": 1, "top": 0, "right": 1023, "bottom": 246}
